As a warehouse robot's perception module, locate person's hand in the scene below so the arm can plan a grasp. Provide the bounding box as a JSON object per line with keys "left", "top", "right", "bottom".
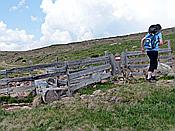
{"left": 163, "top": 40, "right": 168, "bottom": 44}
{"left": 141, "top": 47, "right": 144, "bottom": 53}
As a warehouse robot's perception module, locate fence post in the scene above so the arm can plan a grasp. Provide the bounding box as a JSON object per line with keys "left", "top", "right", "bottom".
{"left": 125, "top": 49, "right": 129, "bottom": 68}
{"left": 5, "top": 70, "right": 8, "bottom": 78}
{"left": 55, "top": 57, "right": 59, "bottom": 87}
{"left": 167, "top": 40, "right": 171, "bottom": 49}
{"left": 121, "top": 51, "right": 126, "bottom": 68}
{"left": 5, "top": 71, "right": 11, "bottom": 96}
{"left": 104, "top": 51, "right": 108, "bottom": 56}
{"left": 167, "top": 40, "right": 173, "bottom": 66}
{"left": 29, "top": 60, "right": 35, "bottom": 88}
{"left": 109, "top": 54, "right": 117, "bottom": 76}
{"left": 65, "top": 61, "right": 72, "bottom": 96}
{"left": 167, "top": 40, "right": 172, "bottom": 57}
{"left": 104, "top": 51, "right": 109, "bottom": 64}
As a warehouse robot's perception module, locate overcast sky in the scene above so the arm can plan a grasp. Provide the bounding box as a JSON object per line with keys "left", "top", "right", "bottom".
{"left": 0, "top": 0, "right": 175, "bottom": 51}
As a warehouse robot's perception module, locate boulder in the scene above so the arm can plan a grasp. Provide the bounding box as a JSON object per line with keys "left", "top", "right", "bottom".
{"left": 157, "top": 63, "right": 174, "bottom": 75}
{"left": 92, "top": 89, "right": 102, "bottom": 96}
{"left": 144, "top": 63, "right": 174, "bottom": 76}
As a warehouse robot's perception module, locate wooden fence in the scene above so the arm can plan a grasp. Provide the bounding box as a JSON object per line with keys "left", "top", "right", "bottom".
{"left": 0, "top": 54, "right": 118, "bottom": 103}
{"left": 0, "top": 40, "right": 173, "bottom": 103}
{"left": 120, "top": 40, "right": 173, "bottom": 76}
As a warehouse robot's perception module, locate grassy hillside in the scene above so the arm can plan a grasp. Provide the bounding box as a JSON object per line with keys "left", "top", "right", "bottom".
{"left": 0, "top": 27, "right": 174, "bottom": 68}
{"left": 1, "top": 81, "right": 175, "bottom": 130}
{"left": 0, "top": 28, "right": 175, "bottom": 131}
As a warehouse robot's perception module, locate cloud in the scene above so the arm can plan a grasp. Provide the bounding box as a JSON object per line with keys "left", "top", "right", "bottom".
{"left": 31, "top": 15, "right": 38, "bottom": 22}
{"left": 2, "top": 0, "right": 175, "bottom": 51}
{"left": 0, "top": 21, "right": 36, "bottom": 51}
{"left": 40, "top": 0, "right": 175, "bottom": 45}
{"left": 9, "top": 0, "right": 28, "bottom": 11}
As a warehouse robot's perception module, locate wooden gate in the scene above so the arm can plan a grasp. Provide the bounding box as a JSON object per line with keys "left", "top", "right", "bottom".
{"left": 0, "top": 54, "right": 119, "bottom": 103}
{"left": 120, "top": 40, "right": 173, "bottom": 77}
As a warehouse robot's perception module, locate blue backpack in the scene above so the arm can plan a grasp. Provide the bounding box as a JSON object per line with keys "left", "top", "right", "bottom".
{"left": 144, "top": 34, "right": 159, "bottom": 50}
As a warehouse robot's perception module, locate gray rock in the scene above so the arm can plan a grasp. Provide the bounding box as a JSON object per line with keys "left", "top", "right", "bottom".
{"left": 32, "top": 95, "right": 42, "bottom": 108}
{"left": 167, "top": 72, "right": 175, "bottom": 77}
{"left": 157, "top": 63, "right": 174, "bottom": 75}
{"left": 87, "top": 102, "right": 96, "bottom": 109}
{"left": 144, "top": 63, "right": 174, "bottom": 76}
{"left": 92, "top": 89, "right": 102, "bottom": 96}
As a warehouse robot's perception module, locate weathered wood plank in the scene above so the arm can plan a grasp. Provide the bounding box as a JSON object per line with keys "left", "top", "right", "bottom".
{"left": 128, "top": 55, "right": 173, "bottom": 64}
{"left": 128, "top": 64, "right": 149, "bottom": 69}
{"left": 0, "top": 67, "right": 66, "bottom": 84}
{"left": 121, "top": 51, "right": 126, "bottom": 67}
{"left": 69, "top": 64, "right": 111, "bottom": 80}
{"left": 68, "top": 56, "right": 110, "bottom": 68}
{"left": 164, "top": 62, "right": 174, "bottom": 66}
{"left": 128, "top": 57, "right": 149, "bottom": 63}
{"left": 68, "top": 67, "right": 89, "bottom": 73}
{"left": 109, "top": 54, "right": 117, "bottom": 76}
{"left": 12, "top": 86, "right": 35, "bottom": 93}
{"left": 0, "top": 88, "right": 11, "bottom": 94}
{"left": 159, "top": 55, "right": 173, "bottom": 60}
{"left": 130, "top": 72, "right": 144, "bottom": 76}
{"left": 65, "top": 61, "right": 72, "bottom": 96}
{"left": 56, "top": 80, "right": 67, "bottom": 85}
{"left": 129, "top": 62, "right": 173, "bottom": 69}
{"left": 0, "top": 70, "right": 7, "bottom": 75}
{"left": 126, "top": 48, "right": 172, "bottom": 56}
{"left": 0, "top": 62, "right": 65, "bottom": 75}
{"left": 0, "top": 86, "right": 35, "bottom": 94}
{"left": 69, "top": 70, "right": 107, "bottom": 84}
{"left": 69, "top": 75, "right": 91, "bottom": 84}
{"left": 70, "top": 72, "right": 111, "bottom": 92}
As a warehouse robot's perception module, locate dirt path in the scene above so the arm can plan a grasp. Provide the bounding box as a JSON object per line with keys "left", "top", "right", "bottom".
{"left": 1, "top": 103, "right": 32, "bottom": 112}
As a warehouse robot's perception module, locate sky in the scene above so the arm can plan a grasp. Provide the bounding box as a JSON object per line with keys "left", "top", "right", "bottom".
{"left": 0, "top": 0, "right": 175, "bottom": 51}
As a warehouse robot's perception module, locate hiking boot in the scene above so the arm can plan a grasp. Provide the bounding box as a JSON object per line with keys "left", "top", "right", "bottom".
{"left": 145, "top": 75, "right": 151, "bottom": 82}
{"left": 151, "top": 76, "right": 158, "bottom": 81}
{"left": 146, "top": 78, "right": 152, "bottom": 82}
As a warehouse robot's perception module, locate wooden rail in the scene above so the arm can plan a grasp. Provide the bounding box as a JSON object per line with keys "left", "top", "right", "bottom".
{"left": 1, "top": 40, "right": 172, "bottom": 101}
{"left": 0, "top": 62, "right": 65, "bottom": 75}
{"left": 121, "top": 40, "right": 173, "bottom": 76}
{"left": 0, "top": 54, "right": 119, "bottom": 99}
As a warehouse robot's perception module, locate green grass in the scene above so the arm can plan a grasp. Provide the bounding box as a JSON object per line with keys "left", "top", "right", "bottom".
{"left": 30, "top": 32, "right": 174, "bottom": 63}
{"left": 55, "top": 40, "right": 141, "bottom": 61}
{"left": 0, "top": 93, "right": 34, "bottom": 104}
{"left": 0, "top": 66, "right": 4, "bottom": 70}
{"left": 159, "top": 75, "right": 175, "bottom": 80}
{"left": 78, "top": 82, "right": 114, "bottom": 95}
{"left": 1, "top": 82, "right": 175, "bottom": 131}
{"left": 0, "top": 31, "right": 174, "bottom": 131}
{"left": 0, "top": 32, "right": 174, "bottom": 66}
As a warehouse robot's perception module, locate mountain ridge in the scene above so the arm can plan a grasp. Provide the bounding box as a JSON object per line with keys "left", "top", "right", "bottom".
{"left": 0, "top": 27, "right": 174, "bottom": 68}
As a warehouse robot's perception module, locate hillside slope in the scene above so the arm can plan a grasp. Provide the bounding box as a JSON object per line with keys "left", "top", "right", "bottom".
{"left": 0, "top": 27, "right": 174, "bottom": 69}
{"left": 0, "top": 80, "right": 175, "bottom": 130}
{"left": 0, "top": 28, "right": 175, "bottom": 131}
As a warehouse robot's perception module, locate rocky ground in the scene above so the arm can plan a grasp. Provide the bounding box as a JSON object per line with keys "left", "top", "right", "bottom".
{"left": 1, "top": 78, "right": 174, "bottom": 112}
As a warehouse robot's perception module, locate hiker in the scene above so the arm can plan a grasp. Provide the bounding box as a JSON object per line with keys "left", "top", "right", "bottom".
{"left": 141, "top": 24, "right": 166, "bottom": 81}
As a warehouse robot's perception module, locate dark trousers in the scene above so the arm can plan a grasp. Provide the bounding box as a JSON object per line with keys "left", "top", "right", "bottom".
{"left": 147, "top": 51, "right": 158, "bottom": 72}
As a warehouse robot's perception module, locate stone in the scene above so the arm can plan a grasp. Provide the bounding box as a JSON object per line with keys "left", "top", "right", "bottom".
{"left": 157, "top": 63, "right": 174, "bottom": 75}
{"left": 132, "top": 46, "right": 137, "bottom": 49}
{"left": 101, "top": 79, "right": 108, "bottom": 83}
{"left": 80, "top": 95, "right": 90, "bottom": 102}
{"left": 109, "top": 96, "right": 118, "bottom": 103}
{"left": 144, "top": 63, "right": 174, "bottom": 76}
{"left": 167, "top": 72, "right": 175, "bottom": 77}
{"left": 87, "top": 102, "right": 96, "bottom": 109}
{"left": 93, "top": 85, "right": 97, "bottom": 88}
{"left": 32, "top": 95, "right": 42, "bottom": 108}
{"left": 92, "top": 90, "right": 102, "bottom": 96}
